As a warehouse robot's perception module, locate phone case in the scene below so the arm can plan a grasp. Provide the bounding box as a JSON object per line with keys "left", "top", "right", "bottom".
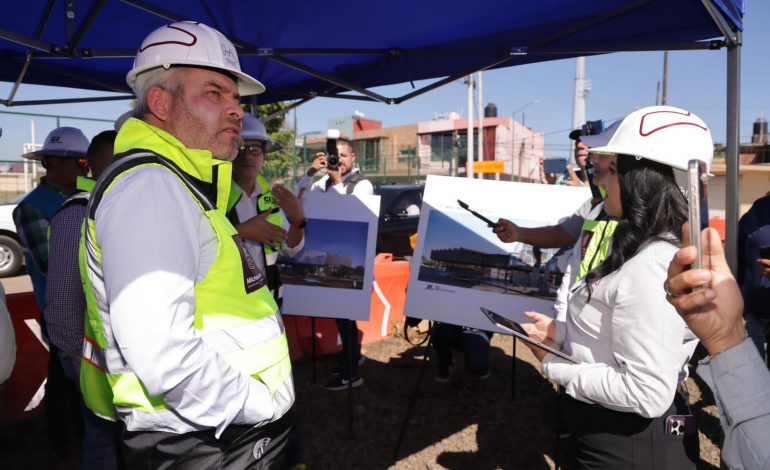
{"left": 664, "top": 415, "right": 696, "bottom": 438}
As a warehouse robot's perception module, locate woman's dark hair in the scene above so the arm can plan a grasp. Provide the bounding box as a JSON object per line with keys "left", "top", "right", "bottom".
{"left": 584, "top": 155, "right": 687, "bottom": 289}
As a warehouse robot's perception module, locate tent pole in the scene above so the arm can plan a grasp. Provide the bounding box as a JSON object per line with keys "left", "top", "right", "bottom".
{"left": 725, "top": 31, "right": 741, "bottom": 273}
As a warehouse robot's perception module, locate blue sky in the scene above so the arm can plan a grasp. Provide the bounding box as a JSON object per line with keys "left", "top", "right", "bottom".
{"left": 0, "top": 0, "right": 767, "bottom": 162}
{"left": 295, "top": 219, "right": 367, "bottom": 266}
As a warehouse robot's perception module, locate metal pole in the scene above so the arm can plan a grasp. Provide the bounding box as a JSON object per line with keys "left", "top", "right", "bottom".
{"left": 467, "top": 74, "right": 474, "bottom": 178}
{"left": 477, "top": 72, "right": 484, "bottom": 174}
{"left": 511, "top": 116, "right": 517, "bottom": 181}
{"left": 662, "top": 51, "right": 669, "bottom": 105}
{"left": 302, "top": 135, "right": 308, "bottom": 181}
{"left": 725, "top": 33, "right": 741, "bottom": 273}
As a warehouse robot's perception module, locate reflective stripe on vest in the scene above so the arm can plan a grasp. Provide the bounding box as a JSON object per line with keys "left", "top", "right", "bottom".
{"left": 576, "top": 219, "right": 618, "bottom": 281}
{"left": 80, "top": 146, "right": 293, "bottom": 431}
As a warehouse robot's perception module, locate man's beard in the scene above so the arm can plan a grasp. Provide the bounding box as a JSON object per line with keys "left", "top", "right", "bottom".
{"left": 171, "top": 101, "right": 239, "bottom": 160}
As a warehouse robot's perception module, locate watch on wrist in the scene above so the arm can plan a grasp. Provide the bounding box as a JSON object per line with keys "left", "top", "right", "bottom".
{"left": 293, "top": 217, "right": 308, "bottom": 229}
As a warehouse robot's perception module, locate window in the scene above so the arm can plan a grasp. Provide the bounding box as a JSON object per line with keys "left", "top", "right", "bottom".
{"left": 430, "top": 131, "right": 479, "bottom": 165}
{"left": 354, "top": 139, "right": 380, "bottom": 172}
{"left": 430, "top": 133, "right": 454, "bottom": 162}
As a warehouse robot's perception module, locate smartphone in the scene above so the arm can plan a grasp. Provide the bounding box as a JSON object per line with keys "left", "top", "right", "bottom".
{"left": 480, "top": 307, "right": 579, "bottom": 363}
{"left": 759, "top": 245, "right": 770, "bottom": 260}
{"left": 687, "top": 159, "right": 709, "bottom": 271}
{"left": 543, "top": 158, "right": 568, "bottom": 175}
{"left": 664, "top": 415, "right": 696, "bottom": 439}
{"left": 457, "top": 199, "right": 498, "bottom": 228}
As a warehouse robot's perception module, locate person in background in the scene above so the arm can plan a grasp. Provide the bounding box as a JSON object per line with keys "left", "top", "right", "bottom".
{"left": 45, "top": 129, "right": 120, "bottom": 469}
{"left": 737, "top": 192, "right": 770, "bottom": 363}
{"left": 79, "top": 21, "right": 296, "bottom": 468}
{"left": 495, "top": 129, "right": 610, "bottom": 321}
{"left": 13, "top": 126, "right": 89, "bottom": 460}
{"left": 520, "top": 106, "right": 713, "bottom": 469}
{"left": 297, "top": 140, "right": 372, "bottom": 391}
{"left": 666, "top": 226, "right": 770, "bottom": 470}
{"left": 432, "top": 322, "right": 492, "bottom": 382}
{"left": 227, "top": 114, "right": 306, "bottom": 308}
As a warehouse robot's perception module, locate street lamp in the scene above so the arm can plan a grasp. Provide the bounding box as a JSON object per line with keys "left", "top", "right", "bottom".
{"left": 511, "top": 99, "right": 540, "bottom": 182}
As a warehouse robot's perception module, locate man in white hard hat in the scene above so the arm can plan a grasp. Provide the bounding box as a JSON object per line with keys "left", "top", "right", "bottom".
{"left": 79, "top": 21, "right": 296, "bottom": 468}
{"left": 13, "top": 126, "right": 89, "bottom": 459}
{"left": 14, "top": 126, "right": 90, "bottom": 310}
{"left": 227, "top": 114, "right": 306, "bottom": 308}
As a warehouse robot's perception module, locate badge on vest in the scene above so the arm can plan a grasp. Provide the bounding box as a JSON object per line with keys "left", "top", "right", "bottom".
{"left": 233, "top": 234, "right": 267, "bottom": 293}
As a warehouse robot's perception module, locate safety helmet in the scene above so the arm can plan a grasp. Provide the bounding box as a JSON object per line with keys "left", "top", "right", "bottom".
{"left": 241, "top": 114, "right": 272, "bottom": 144}
{"left": 114, "top": 109, "right": 135, "bottom": 131}
{"left": 582, "top": 106, "right": 713, "bottom": 171}
{"left": 126, "top": 21, "right": 264, "bottom": 96}
{"left": 23, "top": 127, "right": 89, "bottom": 161}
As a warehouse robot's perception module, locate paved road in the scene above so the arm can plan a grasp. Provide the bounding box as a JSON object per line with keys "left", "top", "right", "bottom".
{"left": 1, "top": 273, "right": 32, "bottom": 294}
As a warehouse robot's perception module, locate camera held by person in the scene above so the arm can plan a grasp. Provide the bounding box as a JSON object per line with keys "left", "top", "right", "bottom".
{"left": 326, "top": 129, "right": 341, "bottom": 171}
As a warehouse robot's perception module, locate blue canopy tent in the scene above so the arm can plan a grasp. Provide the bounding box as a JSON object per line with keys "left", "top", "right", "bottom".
{"left": 0, "top": 0, "right": 745, "bottom": 266}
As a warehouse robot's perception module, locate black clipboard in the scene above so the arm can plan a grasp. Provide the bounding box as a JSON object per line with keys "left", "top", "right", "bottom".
{"left": 480, "top": 307, "right": 579, "bottom": 363}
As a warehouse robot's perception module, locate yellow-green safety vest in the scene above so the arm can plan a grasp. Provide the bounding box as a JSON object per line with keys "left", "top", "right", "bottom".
{"left": 79, "top": 118, "right": 293, "bottom": 426}
{"left": 576, "top": 218, "right": 618, "bottom": 281}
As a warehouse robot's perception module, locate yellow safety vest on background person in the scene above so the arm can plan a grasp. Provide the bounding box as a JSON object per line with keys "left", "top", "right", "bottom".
{"left": 79, "top": 118, "right": 294, "bottom": 426}
{"left": 576, "top": 218, "right": 618, "bottom": 281}
{"left": 226, "top": 173, "right": 286, "bottom": 305}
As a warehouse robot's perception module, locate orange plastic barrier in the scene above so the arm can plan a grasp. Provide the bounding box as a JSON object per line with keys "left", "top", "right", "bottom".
{"left": 1, "top": 292, "right": 47, "bottom": 426}
{"left": 358, "top": 253, "right": 410, "bottom": 345}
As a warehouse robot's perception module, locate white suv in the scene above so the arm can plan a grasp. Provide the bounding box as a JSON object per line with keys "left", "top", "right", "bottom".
{"left": 0, "top": 202, "right": 23, "bottom": 278}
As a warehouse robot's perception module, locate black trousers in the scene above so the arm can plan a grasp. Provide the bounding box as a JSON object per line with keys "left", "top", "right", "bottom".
{"left": 121, "top": 409, "right": 295, "bottom": 470}
{"left": 335, "top": 318, "right": 361, "bottom": 377}
{"left": 559, "top": 394, "right": 699, "bottom": 470}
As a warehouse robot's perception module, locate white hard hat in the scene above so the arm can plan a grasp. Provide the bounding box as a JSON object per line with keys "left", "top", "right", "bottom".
{"left": 126, "top": 21, "right": 264, "bottom": 96}
{"left": 582, "top": 105, "right": 713, "bottom": 171}
{"left": 23, "top": 127, "right": 89, "bottom": 161}
{"left": 241, "top": 114, "right": 272, "bottom": 144}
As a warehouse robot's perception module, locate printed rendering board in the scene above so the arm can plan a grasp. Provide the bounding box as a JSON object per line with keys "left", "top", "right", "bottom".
{"left": 279, "top": 191, "right": 380, "bottom": 320}
{"left": 405, "top": 175, "right": 591, "bottom": 330}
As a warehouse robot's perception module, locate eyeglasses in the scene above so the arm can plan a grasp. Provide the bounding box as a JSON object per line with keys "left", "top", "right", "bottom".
{"left": 238, "top": 144, "right": 265, "bottom": 157}
{"left": 76, "top": 159, "right": 89, "bottom": 169}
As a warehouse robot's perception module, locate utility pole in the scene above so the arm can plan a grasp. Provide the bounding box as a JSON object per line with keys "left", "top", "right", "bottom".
{"left": 467, "top": 74, "right": 474, "bottom": 178}
{"left": 572, "top": 57, "right": 586, "bottom": 133}
{"left": 477, "top": 71, "right": 484, "bottom": 178}
{"left": 662, "top": 51, "right": 669, "bottom": 105}
{"left": 571, "top": 57, "right": 591, "bottom": 165}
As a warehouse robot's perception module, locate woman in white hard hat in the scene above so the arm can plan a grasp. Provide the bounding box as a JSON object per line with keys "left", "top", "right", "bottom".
{"left": 520, "top": 106, "right": 712, "bottom": 469}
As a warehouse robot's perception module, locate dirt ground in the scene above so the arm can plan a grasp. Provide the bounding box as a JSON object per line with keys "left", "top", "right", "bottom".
{"left": 1, "top": 321, "right": 724, "bottom": 470}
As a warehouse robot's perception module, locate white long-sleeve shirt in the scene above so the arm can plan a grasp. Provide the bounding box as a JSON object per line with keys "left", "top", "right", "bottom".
{"left": 232, "top": 185, "right": 304, "bottom": 272}
{"left": 96, "top": 166, "right": 274, "bottom": 436}
{"left": 296, "top": 169, "right": 374, "bottom": 196}
{"left": 542, "top": 239, "right": 698, "bottom": 418}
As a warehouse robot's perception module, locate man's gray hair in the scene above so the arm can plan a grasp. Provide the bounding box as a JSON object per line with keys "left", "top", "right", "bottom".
{"left": 133, "top": 67, "right": 185, "bottom": 118}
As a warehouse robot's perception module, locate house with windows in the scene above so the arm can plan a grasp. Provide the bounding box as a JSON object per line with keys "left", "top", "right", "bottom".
{"left": 293, "top": 111, "right": 544, "bottom": 184}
